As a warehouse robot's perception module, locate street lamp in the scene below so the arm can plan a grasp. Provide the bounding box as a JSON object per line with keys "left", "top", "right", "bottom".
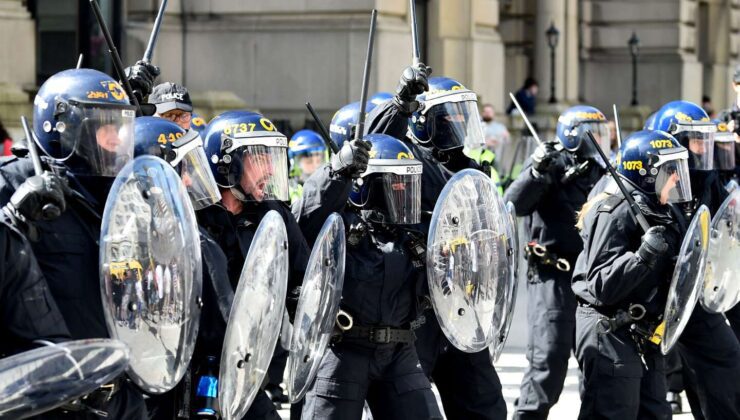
{"left": 629, "top": 32, "right": 640, "bottom": 106}
{"left": 546, "top": 22, "right": 560, "bottom": 104}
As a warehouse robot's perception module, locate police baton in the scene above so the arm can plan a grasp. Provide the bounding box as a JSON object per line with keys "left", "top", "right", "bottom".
{"left": 354, "top": 9, "right": 378, "bottom": 147}
{"left": 76, "top": 54, "right": 84, "bottom": 70}
{"left": 612, "top": 104, "right": 623, "bottom": 149}
{"left": 89, "top": 0, "right": 142, "bottom": 115}
{"left": 305, "top": 102, "right": 340, "bottom": 155}
{"left": 585, "top": 130, "right": 651, "bottom": 233}
{"left": 142, "top": 0, "right": 169, "bottom": 63}
{"left": 409, "top": 0, "right": 421, "bottom": 66}
{"left": 508, "top": 92, "right": 542, "bottom": 144}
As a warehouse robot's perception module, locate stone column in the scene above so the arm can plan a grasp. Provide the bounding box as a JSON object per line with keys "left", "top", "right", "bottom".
{"left": 0, "top": 0, "right": 35, "bottom": 139}
{"left": 534, "top": 0, "right": 565, "bottom": 105}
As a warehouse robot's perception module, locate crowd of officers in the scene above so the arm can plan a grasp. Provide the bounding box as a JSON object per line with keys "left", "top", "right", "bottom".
{"left": 0, "top": 53, "right": 739, "bottom": 420}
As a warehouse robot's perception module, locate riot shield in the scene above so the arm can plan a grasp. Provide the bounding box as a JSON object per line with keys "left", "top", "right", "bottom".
{"left": 427, "top": 169, "right": 511, "bottom": 352}
{"left": 701, "top": 190, "right": 740, "bottom": 313}
{"left": 490, "top": 201, "right": 519, "bottom": 363}
{"left": 661, "top": 205, "right": 711, "bottom": 355}
{"left": 0, "top": 339, "right": 129, "bottom": 418}
{"left": 219, "top": 210, "right": 289, "bottom": 420}
{"left": 100, "top": 156, "right": 202, "bottom": 394}
{"left": 286, "top": 213, "right": 346, "bottom": 403}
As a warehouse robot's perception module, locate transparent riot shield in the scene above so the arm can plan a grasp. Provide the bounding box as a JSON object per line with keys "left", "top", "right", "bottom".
{"left": 427, "top": 169, "right": 512, "bottom": 352}
{"left": 219, "top": 211, "right": 289, "bottom": 420}
{"left": 0, "top": 339, "right": 129, "bottom": 418}
{"left": 490, "top": 201, "right": 519, "bottom": 363}
{"left": 286, "top": 213, "right": 346, "bottom": 403}
{"left": 100, "top": 155, "right": 202, "bottom": 394}
{"left": 701, "top": 190, "right": 740, "bottom": 313}
{"left": 661, "top": 205, "right": 711, "bottom": 355}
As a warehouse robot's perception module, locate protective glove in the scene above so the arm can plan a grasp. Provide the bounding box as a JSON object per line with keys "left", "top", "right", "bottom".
{"left": 636, "top": 225, "right": 670, "bottom": 268}
{"left": 531, "top": 141, "right": 562, "bottom": 176}
{"left": 330, "top": 139, "right": 372, "bottom": 178}
{"left": 124, "top": 60, "right": 160, "bottom": 102}
{"left": 4, "top": 172, "right": 67, "bottom": 225}
{"left": 393, "top": 62, "right": 432, "bottom": 115}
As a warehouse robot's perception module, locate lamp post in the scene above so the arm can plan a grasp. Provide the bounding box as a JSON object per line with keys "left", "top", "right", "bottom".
{"left": 629, "top": 32, "right": 640, "bottom": 106}
{"left": 546, "top": 22, "right": 560, "bottom": 104}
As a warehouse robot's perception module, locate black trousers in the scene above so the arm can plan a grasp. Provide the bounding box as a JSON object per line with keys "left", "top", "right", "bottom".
{"left": 302, "top": 339, "right": 442, "bottom": 420}
{"left": 575, "top": 306, "right": 671, "bottom": 420}
{"left": 514, "top": 264, "right": 576, "bottom": 420}
{"left": 414, "top": 310, "right": 507, "bottom": 420}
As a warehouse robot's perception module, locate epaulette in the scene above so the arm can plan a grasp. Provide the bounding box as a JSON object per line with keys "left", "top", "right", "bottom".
{"left": 596, "top": 193, "right": 625, "bottom": 214}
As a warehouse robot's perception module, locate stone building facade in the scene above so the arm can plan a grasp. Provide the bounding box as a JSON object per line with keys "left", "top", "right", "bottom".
{"left": 1, "top": 0, "right": 740, "bottom": 137}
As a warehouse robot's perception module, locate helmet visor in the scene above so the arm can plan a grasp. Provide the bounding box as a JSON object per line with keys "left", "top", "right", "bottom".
{"left": 714, "top": 134, "right": 736, "bottom": 171}
{"left": 673, "top": 124, "right": 715, "bottom": 170}
{"left": 175, "top": 134, "right": 222, "bottom": 210}
{"left": 380, "top": 172, "right": 422, "bottom": 224}
{"left": 426, "top": 101, "right": 485, "bottom": 152}
{"left": 56, "top": 101, "right": 136, "bottom": 177}
{"left": 655, "top": 158, "right": 692, "bottom": 204}
{"left": 228, "top": 145, "right": 289, "bottom": 202}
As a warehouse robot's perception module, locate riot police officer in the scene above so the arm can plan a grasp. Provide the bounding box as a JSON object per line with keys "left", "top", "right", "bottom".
{"left": 288, "top": 129, "right": 327, "bottom": 202}
{"left": 199, "top": 110, "right": 314, "bottom": 420}
{"left": 130, "top": 116, "right": 228, "bottom": 419}
{"left": 365, "top": 69, "right": 508, "bottom": 420}
{"left": 504, "top": 105, "right": 610, "bottom": 419}
{"left": 294, "top": 133, "right": 442, "bottom": 420}
{"left": 649, "top": 100, "right": 740, "bottom": 420}
{"left": 572, "top": 129, "right": 689, "bottom": 419}
{"left": 0, "top": 68, "right": 147, "bottom": 418}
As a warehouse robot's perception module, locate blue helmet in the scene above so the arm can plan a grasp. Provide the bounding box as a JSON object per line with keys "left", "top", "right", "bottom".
{"left": 651, "top": 100, "right": 716, "bottom": 170}
{"left": 190, "top": 112, "right": 207, "bottom": 134}
{"left": 33, "top": 68, "right": 136, "bottom": 177}
{"left": 643, "top": 112, "right": 657, "bottom": 130}
{"left": 348, "top": 133, "right": 422, "bottom": 225}
{"left": 202, "top": 110, "right": 289, "bottom": 202}
{"left": 134, "top": 117, "right": 221, "bottom": 209}
{"left": 329, "top": 101, "right": 376, "bottom": 148}
{"left": 288, "top": 129, "right": 326, "bottom": 159}
{"left": 370, "top": 92, "right": 393, "bottom": 107}
{"left": 409, "top": 76, "right": 485, "bottom": 152}
{"left": 555, "top": 105, "right": 611, "bottom": 159}
{"left": 617, "top": 129, "right": 692, "bottom": 204}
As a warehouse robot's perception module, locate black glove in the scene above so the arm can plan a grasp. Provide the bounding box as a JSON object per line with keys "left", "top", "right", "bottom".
{"left": 636, "top": 225, "right": 669, "bottom": 268}
{"left": 393, "top": 63, "right": 432, "bottom": 115}
{"left": 531, "top": 141, "right": 562, "bottom": 176}
{"left": 124, "top": 60, "right": 160, "bottom": 102}
{"left": 331, "top": 139, "right": 371, "bottom": 178}
{"left": 5, "top": 172, "right": 67, "bottom": 225}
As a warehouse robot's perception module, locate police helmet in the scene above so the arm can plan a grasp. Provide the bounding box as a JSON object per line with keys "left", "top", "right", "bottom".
{"left": 555, "top": 105, "right": 611, "bottom": 160}
{"left": 190, "top": 112, "right": 208, "bottom": 135}
{"left": 329, "top": 101, "right": 376, "bottom": 149}
{"left": 713, "top": 120, "right": 736, "bottom": 171}
{"left": 33, "top": 68, "right": 136, "bottom": 177}
{"left": 202, "top": 110, "right": 289, "bottom": 202}
{"left": 651, "top": 100, "right": 716, "bottom": 170}
{"left": 349, "top": 133, "right": 422, "bottom": 224}
{"left": 617, "top": 129, "right": 692, "bottom": 204}
{"left": 134, "top": 116, "right": 221, "bottom": 209}
{"left": 409, "top": 76, "right": 485, "bottom": 152}
{"left": 369, "top": 92, "right": 393, "bottom": 107}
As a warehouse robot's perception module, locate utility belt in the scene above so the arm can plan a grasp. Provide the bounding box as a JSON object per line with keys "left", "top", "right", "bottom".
{"left": 525, "top": 241, "right": 572, "bottom": 272}
{"left": 59, "top": 377, "right": 123, "bottom": 417}
{"left": 331, "top": 309, "right": 415, "bottom": 345}
{"left": 579, "top": 300, "right": 665, "bottom": 360}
